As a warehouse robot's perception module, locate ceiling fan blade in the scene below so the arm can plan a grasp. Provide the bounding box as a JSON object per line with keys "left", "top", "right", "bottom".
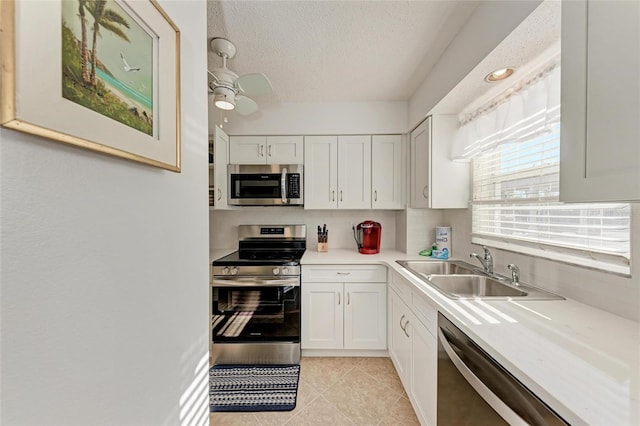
{"left": 235, "top": 95, "right": 259, "bottom": 116}
{"left": 235, "top": 73, "right": 272, "bottom": 97}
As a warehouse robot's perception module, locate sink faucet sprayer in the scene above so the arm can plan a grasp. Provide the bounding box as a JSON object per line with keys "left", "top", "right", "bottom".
{"left": 470, "top": 246, "right": 493, "bottom": 275}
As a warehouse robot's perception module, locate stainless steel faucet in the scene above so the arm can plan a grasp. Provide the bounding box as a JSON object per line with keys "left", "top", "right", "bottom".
{"left": 507, "top": 264, "right": 520, "bottom": 286}
{"left": 470, "top": 246, "right": 493, "bottom": 275}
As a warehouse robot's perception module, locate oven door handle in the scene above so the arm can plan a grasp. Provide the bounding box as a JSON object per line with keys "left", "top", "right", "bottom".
{"left": 281, "top": 167, "right": 288, "bottom": 204}
{"left": 212, "top": 276, "right": 300, "bottom": 287}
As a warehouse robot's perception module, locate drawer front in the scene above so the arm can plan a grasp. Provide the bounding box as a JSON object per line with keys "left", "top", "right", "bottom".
{"left": 302, "top": 264, "right": 387, "bottom": 283}
{"left": 389, "top": 270, "right": 413, "bottom": 303}
{"left": 411, "top": 291, "right": 437, "bottom": 338}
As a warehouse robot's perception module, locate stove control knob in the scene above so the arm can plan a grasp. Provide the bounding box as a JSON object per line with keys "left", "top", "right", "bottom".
{"left": 223, "top": 267, "right": 230, "bottom": 275}
{"left": 282, "top": 267, "right": 290, "bottom": 275}
{"left": 230, "top": 267, "right": 238, "bottom": 276}
{"left": 272, "top": 267, "right": 280, "bottom": 276}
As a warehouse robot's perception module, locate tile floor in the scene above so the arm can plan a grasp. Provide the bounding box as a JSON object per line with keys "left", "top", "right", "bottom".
{"left": 210, "top": 357, "right": 420, "bottom": 426}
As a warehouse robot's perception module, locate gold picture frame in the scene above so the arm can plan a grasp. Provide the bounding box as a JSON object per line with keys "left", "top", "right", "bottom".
{"left": 0, "top": 0, "right": 181, "bottom": 172}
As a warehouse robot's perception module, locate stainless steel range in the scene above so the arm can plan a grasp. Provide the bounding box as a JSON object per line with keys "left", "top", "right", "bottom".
{"left": 210, "top": 225, "right": 305, "bottom": 365}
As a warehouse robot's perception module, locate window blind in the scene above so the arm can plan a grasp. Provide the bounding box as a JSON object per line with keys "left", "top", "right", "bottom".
{"left": 463, "top": 60, "right": 631, "bottom": 270}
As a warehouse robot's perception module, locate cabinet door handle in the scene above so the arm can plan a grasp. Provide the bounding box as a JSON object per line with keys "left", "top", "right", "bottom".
{"left": 268, "top": 145, "right": 272, "bottom": 157}
{"left": 399, "top": 314, "right": 406, "bottom": 330}
{"left": 336, "top": 272, "right": 351, "bottom": 275}
{"left": 260, "top": 145, "right": 265, "bottom": 157}
{"left": 403, "top": 320, "right": 410, "bottom": 338}
{"left": 347, "top": 293, "right": 350, "bottom": 305}
{"left": 374, "top": 190, "right": 378, "bottom": 202}
{"left": 332, "top": 190, "right": 335, "bottom": 202}
{"left": 423, "top": 185, "right": 428, "bottom": 199}
{"left": 337, "top": 293, "right": 341, "bottom": 305}
{"left": 217, "top": 188, "right": 222, "bottom": 201}
{"left": 340, "top": 190, "right": 343, "bottom": 202}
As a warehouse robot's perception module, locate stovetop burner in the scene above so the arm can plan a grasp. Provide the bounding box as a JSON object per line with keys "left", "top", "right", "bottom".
{"left": 212, "top": 224, "right": 306, "bottom": 267}
{"left": 213, "top": 249, "right": 304, "bottom": 267}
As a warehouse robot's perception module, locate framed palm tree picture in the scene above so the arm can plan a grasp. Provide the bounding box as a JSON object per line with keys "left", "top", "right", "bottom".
{"left": 0, "top": 0, "right": 181, "bottom": 172}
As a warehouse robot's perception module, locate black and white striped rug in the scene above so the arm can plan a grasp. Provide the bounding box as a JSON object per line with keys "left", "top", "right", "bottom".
{"left": 209, "top": 364, "right": 300, "bottom": 412}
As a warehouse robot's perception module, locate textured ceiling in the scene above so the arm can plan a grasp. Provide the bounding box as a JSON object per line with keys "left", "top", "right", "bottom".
{"left": 207, "top": 1, "right": 479, "bottom": 104}
{"left": 431, "top": 0, "right": 561, "bottom": 115}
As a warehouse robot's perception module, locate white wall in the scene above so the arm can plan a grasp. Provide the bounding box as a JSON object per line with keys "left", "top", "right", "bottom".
{"left": 444, "top": 206, "right": 640, "bottom": 322}
{"left": 0, "top": 2, "right": 210, "bottom": 425}
{"left": 408, "top": 0, "right": 542, "bottom": 129}
{"left": 212, "top": 101, "right": 408, "bottom": 135}
{"left": 210, "top": 209, "right": 396, "bottom": 254}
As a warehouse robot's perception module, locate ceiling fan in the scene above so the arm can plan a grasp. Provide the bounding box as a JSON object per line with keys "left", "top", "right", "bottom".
{"left": 208, "top": 37, "right": 273, "bottom": 116}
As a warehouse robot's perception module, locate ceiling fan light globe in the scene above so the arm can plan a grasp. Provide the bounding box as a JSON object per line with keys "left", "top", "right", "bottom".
{"left": 214, "top": 93, "right": 235, "bottom": 110}
{"left": 215, "top": 100, "right": 235, "bottom": 110}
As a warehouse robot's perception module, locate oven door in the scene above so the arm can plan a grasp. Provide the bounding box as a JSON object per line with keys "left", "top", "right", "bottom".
{"left": 211, "top": 276, "right": 300, "bottom": 343}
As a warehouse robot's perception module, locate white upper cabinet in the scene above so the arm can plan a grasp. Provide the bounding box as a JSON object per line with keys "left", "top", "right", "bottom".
{"left": 410, "top": 118, "right": 431, "bottom": 208}
{"left": 304, "top": 136, "right": 338, "bottom": 209}
{"left": 210, "top": 126, "right": 230, "bottom": 210}
{"left": 229, "top": 136, "right": 265, "bottom": 164}
{"left": 337, "top": 135, "right": 371, "bottom": 209}
{"left": 229, "top": 135, "right": 303, "bottom": 165}
{"left": 560, "top": 0, "right": 640, "bottom": 202}
{"left": 306, "top": 135, "right": 399, "bottom": 210}
{"left": 372, "top": 135, "right": 403, "bottom": 209}
{"left": 266, "top": 136, "right": 304, "bottom": 164}
{"left": 410, "top": 115, "right": 469, "bottom": 209}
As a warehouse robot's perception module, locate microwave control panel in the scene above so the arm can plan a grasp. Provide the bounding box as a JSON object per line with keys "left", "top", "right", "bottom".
{"left": 287, "top": 174, "right": 301, "bottom": 198}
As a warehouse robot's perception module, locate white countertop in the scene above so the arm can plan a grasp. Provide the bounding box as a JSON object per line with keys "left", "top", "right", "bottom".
{"left": 301, "top": 248, "right": 640, "bottom": 425}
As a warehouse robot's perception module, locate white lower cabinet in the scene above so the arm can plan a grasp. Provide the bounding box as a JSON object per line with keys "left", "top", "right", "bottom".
{"left": 410, "top": 317, "right": 437, "bottom": 426}
{"left": 302, "top": 265, "right": 387, "bottom": 350}
{"left": 388, "top": 287, "right": 411, "bottom": 387}
{"left": 389, "top": 273, "right": 437, "bottom": 426}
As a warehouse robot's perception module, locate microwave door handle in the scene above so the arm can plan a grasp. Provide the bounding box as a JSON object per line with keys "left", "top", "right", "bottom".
{"left": 281, "top": 167, "right": 288, "bottom": 204}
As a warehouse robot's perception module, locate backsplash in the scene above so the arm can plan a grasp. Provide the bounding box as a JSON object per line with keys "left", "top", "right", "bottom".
{"left": 210, "top": 208, "right": 397, "bottom": 253}
{"left": 444, "top": 206, "right": 640, "bottom": 322}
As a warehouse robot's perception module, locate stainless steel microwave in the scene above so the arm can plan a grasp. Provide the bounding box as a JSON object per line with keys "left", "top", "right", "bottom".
{"left": 228, "top": 164, "right": 303, "bottom": 206}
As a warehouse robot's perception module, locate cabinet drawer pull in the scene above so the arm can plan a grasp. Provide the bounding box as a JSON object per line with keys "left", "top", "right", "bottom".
{"left": 336, "top": 272, "right": 351, "bottom": 275}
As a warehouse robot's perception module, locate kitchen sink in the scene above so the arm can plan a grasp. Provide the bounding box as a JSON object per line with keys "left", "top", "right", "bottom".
{"left": 395, "top": 260, "right": 480, "bottom": 276}
{"left": 426, "top": 274, "right": 527, "bottom": 298}
{"left": 395, "top": 259, "right": 564, "bottom": 300}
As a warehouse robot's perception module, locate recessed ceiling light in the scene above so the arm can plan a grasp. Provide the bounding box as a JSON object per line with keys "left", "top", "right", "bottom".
{"left": 484, "top": 67, "right": 515, "bottom": 83}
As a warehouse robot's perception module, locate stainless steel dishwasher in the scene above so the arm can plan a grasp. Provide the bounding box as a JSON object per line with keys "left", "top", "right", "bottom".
{"left": 437, "top": 313, "right": 568, "bottom": 425}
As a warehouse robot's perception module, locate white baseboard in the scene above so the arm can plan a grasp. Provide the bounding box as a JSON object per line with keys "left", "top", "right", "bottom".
{"left": 301, "top": 349, "right": 389, "bottom": 358}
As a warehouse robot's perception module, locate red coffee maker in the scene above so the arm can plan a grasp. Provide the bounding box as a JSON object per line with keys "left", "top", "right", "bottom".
{"left": 354, "top": 221, "right": 382, "bottom": 254}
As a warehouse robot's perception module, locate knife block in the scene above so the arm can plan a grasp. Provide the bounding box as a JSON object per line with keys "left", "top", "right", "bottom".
{"left": 317, "top": 242, "right": 328, "bottom": 252}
